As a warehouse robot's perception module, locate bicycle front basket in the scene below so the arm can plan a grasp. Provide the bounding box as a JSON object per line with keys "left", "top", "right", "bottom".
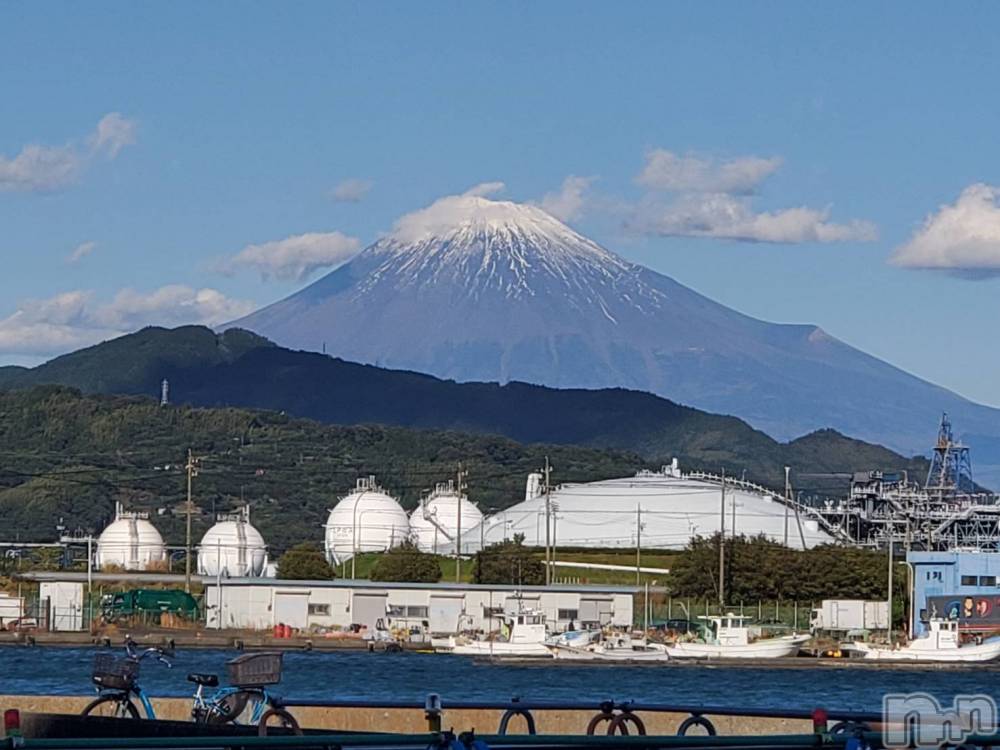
{"left": 92, "top": 653, "right": 139, "bottom": 691}
{"left": 226, "top": 652, "right": 282, "bottom": 687}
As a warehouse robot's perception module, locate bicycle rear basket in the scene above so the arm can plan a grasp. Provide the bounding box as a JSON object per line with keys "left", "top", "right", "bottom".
{"left": 226, "top": 652, "right": 282, "bottom": 687}
{"left": 92, "top": 653, "right": 139, "bottom": 691}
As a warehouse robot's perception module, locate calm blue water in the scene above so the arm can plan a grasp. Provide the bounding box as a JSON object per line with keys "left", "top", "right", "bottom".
{"left": 3, "top": 646, "right": 998, "bottom": 713}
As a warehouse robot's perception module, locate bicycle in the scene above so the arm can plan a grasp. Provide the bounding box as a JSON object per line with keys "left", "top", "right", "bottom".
{"left": 82, "top": 640, "right": 300, "bottom": 735}
{"left": 188, "top": 652, "right": 299, "bottom": 734}
{"left": 81, "top": 639, "right": 172, "bottom": 720}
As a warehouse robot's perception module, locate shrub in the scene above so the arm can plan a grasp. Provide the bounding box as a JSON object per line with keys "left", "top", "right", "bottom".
{"left": 370, "top": 541, "right": 442, "bottom": 582}
{"left": 277, "top": 542, "right": 336, "bottom": 580}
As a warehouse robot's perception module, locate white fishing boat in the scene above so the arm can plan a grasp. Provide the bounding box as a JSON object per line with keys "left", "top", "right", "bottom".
{"left": 665, "top": 614, "right": 808, "bottom": 659}
{"left": 549, "top": 631, "right": 671, "bottom": 662}
{"left": 445, "top": 609, "right": 553, "bottom": 658}
{"left": 850, "top": 618, "right": 1000, "bottom": 663}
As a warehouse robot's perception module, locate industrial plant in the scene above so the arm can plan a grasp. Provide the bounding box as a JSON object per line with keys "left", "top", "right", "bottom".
{"left": 71, "top": 413, "right": 1000, "bottom": 581}
{"left": 810, "top": 414, "right": 1000, "bottom": 550}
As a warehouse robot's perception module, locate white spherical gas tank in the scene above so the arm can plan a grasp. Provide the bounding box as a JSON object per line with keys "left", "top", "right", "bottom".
{"left": 96, "top": 505, "right": 166, "bottom": 571}
{"left": 410, "top": 483, "right": 483, "bottom": 553}
{"left": 198, "top": 513, "right": 268, "bottom": 577}
{"left": 325, "top": 476, "right": 410, "bottom": 564}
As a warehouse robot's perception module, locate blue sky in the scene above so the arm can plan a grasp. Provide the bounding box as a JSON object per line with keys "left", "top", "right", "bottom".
{"left": 2, "top": 2, "right": 1000, "bottom": 405}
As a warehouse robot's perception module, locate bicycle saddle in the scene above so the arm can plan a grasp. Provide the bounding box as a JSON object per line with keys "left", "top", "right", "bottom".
{"left": 187, "top": 673, "right": 220, "bottom": 687}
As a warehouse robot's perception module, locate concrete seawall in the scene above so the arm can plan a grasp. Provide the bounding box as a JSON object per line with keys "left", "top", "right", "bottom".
{"left": 0, "top": 696, "right": 813, "bottom": 735}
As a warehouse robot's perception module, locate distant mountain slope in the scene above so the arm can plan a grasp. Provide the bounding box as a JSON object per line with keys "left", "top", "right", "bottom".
{"left": 227, "top": 195, "right": 1000, "bottom": 480}
{"left": 0, "top": 326, "right": 928, "bottom": 493}
{"left": 0, "top": 386, "right": 646, "bottom": 549}
{"left": 0, "top": 326, "right": 271, "bottom": 394}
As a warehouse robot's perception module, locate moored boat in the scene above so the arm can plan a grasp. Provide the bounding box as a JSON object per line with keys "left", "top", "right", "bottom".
{"left": 849, "top": 618, "right": 1000, "bottom": 662}
{"left": 665, "top": 614, "right": 808, "bottom": 659}
{"left": 445, "top": 609, "right": 553, "bottom": 658}
{"left": 549, "top": 632, "right": 670, "bottom": 662}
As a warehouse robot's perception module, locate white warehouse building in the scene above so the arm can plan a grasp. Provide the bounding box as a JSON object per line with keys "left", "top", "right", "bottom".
{"left": 409, "top": 481, "right": 483, "bottom": 553}
{"left": 205, "top": 579, "right": 634, "bottom": 634}
{"left": 324, "top": 476, "right": 410, "bottom": 564}
{"left": 449, "top": 463, "right": 835, "bottom": 553}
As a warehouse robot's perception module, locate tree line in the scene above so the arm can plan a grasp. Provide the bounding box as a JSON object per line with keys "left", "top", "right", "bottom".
{"left": 669, "top": 533, "right": 906, "bottom": 601}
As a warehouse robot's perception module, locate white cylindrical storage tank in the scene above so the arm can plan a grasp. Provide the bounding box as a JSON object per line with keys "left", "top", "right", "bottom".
{"left": 197, "top": 512, "right": 267, "bottom": 577}
{"left": 96, "top": 504, "right": 166, "bottom": 571}
{"left": 324, "top": 476, "right": 410, "bottom": 564}
{"left": 410, "top": 483, "right": 484, "bottom": 553}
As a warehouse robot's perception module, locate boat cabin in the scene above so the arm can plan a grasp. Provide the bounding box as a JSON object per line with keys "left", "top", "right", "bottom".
{"left": 920, "top": 618, "right": 960, "bottom": 650}
{"left": 502, "top": 609, "right": 547, "bottom": 644}
{"left": 698, "top": 613, "right": 753, "bottom": 646}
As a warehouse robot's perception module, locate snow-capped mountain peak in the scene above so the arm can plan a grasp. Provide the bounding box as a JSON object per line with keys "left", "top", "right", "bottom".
{"left": 228, "top": 191, "right": 1000, "bottom": 472}
{"left": 389, "top": 195, "right": 590, "bottom": 245}
{"left": 357, "top": 195, "right": 638, "bottom": 301}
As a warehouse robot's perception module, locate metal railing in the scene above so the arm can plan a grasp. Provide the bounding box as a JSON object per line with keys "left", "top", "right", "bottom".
{"left": 0, "top": 733, "right": 889, "bottom": 750}
{"left": 0, "top": 695, "right": 907, "bottom": 750}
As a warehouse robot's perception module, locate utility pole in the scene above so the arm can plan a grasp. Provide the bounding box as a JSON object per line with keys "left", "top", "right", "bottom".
{"left": 456, "top": 464, "right": 467, "bottom": 582}
{"left": 635, "top": 504, "right": 642, "bottom": 585}
{"left": 887, "top": 534, "right": 894, "bottom": 644}
{"left": 783, "top": 466, "right": 791, "bottom": 546}
{"left": 185, "top": 449, "right": 200, "bottom": 594}
{"left": 544, "top": 456, "right": 552, "bottom": 586}
{"left": 719, "top": 468, "right": 726, "bottom": 607}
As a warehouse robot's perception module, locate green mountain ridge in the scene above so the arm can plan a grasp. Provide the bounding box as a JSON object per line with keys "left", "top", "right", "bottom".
{"left": 0, "top": 326, "right": 928, "bottom": 497}
{"left": 0, "top": 386, "right": 647, "bottom": 550}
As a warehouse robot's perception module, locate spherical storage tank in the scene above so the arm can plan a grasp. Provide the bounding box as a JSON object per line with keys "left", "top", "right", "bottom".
{"left": 324, "top": 476, "right": 410, "bottom": 564}
{"left": 410, "top": 481, "right": 483, "bottom": 553}
{"left": 197, "top": 507, "right": 268, "bottom": 577}
{"left": 96, "top": 503, "right": 167, "bottom": 571}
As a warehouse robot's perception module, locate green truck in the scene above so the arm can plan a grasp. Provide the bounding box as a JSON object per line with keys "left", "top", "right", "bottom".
{"left": 101, "top": 589, "right": 199, "bottom": 622}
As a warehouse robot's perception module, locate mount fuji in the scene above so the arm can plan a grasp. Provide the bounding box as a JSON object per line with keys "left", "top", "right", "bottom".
{"left": 229, "top": 195, "right": 1000, "bottom": 476}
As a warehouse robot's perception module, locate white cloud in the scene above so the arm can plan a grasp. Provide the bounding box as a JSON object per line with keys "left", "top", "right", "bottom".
{"left": 0, "top": 286, "right": 255, "bottom": 357}
{"left": 223, "top": 232, "right": 362, "bottom": 282}
{"left": 640, "top": 192, "right": 878, "bottom": 243}
{"left": 387, "top": 182, "right": 514, "bottom": 244}
{"left": 891, "top": 184, "right": 1000, "bottom": 275}
{"left": 462, "top": 181, "right": 506, "bottom": 198}
{"left": 631, "top": 148, "right": 875, "bottom": 244}
{"left": 637, "top": 149, "right": 782, "bottom": 194}
{"left": 332, "top": 178, "right": 373, "bottom": 203}
{"left": 0, "top": 112, "right": 137, "bottom": 193}
{"left": 538, "top": 175, "right": 595, "bottom": 221}
{"left": 67, "top": 241, "right": 97, "bottom": 264}
{"left": 0, "top": 143, "right": 82, "bottom": 193}
{"left": 89, "top": 113, "right": 137, "bottom": 158}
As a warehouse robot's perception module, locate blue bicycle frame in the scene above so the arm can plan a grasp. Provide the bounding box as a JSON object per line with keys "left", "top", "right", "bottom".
{"left": 134, "top": 685, "right": 157, "bottom": 719}
{"left": 205, "top": 686, "right": 273, "bottom": 725}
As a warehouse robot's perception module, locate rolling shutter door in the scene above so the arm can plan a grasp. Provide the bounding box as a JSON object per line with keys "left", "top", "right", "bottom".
{"left": 352, "top": 593, "right": 388, "bottom": 629}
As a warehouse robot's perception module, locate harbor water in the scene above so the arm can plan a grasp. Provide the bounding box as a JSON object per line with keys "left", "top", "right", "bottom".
{"left": 2, "top": 646, "right": 997, "bottom": 711}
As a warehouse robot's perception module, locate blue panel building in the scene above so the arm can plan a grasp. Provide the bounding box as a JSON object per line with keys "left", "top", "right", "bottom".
{"left": 908, "top": 550, "right": 1000, "bottom": 635}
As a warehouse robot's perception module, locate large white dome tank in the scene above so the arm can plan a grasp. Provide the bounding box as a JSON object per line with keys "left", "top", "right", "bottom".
{"left": 96, "top": 503, "right": 166, "bottom": 571}
{"left": 410, "top": 481, "right": 483, "bottom": 553}
{"left": 324, "top": 476, "right": 410, "bottom": 564}
{"left": 198, "top": 506, "right": 268, "bottom": 577}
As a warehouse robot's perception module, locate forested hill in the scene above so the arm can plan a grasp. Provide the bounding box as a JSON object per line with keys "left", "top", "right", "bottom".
{"left": 0, "top": 327, "right": 929, "bottom": 497}
{"left": 0, "top": 387, "right": 646, "bottom": 552}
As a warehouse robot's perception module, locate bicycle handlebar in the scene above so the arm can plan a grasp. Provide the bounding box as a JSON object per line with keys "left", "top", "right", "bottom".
{"left": 124, "top": 637, "right": 173, "bottom": 668}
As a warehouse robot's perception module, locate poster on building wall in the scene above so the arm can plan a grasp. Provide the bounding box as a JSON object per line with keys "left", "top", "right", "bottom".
{"left": 923, "top": 595, "right": 1000, "bottom": 631}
